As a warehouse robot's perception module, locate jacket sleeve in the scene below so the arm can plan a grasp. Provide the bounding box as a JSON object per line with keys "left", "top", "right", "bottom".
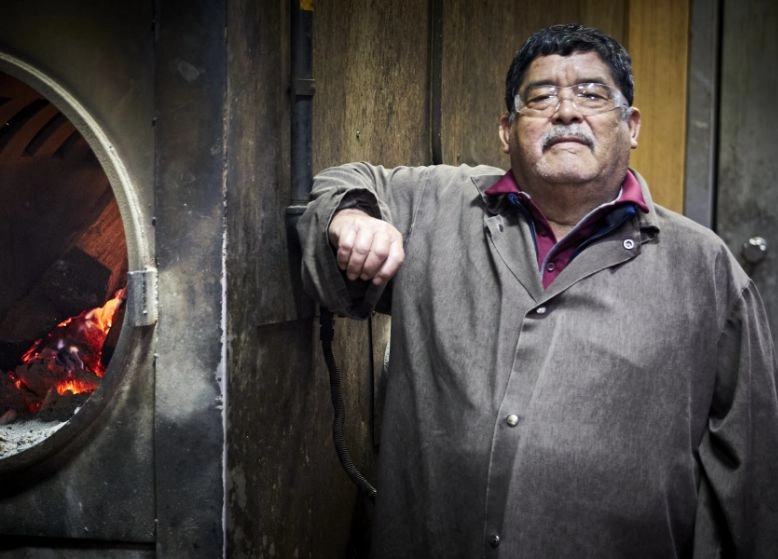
{"left": 295, "top": 162, "right": 425, "bottom": 318}
{"left": 694, "top": 281, "right": 778, "bottom": 558}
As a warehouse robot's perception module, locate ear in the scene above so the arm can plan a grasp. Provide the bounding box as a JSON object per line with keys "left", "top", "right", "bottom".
{"left": 498, "top": 114, "right": 512, "bottom": 154}
{"left": 627, "top": 107, "right": 641, "bottom": 149}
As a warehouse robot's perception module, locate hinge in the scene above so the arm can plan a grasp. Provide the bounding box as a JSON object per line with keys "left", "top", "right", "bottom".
{"left": 127, "top": 267, "right": 158, "bottom": 326}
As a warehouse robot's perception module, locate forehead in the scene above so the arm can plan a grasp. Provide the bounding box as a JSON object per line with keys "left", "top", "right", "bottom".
{"left": 522, "top": 51, "right": 614, "bottom": 87}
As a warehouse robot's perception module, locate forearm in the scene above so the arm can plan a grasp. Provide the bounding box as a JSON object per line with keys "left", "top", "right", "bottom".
{"left": 296, "top": 163, "right": 406, "bottom": 317}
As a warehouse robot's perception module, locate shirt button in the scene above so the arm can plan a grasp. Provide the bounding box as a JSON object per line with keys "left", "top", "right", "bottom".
{"left": 623, "top": 238, "right": 636, "bottom": 250}
{"left": 545, "top": 261, "right": 556, "bottom": 272}
{"left": 535, "top": 306, "right": 547, "bottom": 315}
{"left": 506, "top": 414, "right": 520, "bottom": 427}
{"left": 489, "top": 533, "right": 501, "bottom": 548}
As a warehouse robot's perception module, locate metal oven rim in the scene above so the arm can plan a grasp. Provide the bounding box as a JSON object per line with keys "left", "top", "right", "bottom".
{"left": 0, "top": 52, "right": 157, "bottom": 476}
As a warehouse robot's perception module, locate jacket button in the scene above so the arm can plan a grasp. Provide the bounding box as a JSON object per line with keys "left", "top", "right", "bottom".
{"left": 623, "top": 238, "right": 636, "bottom": 250}
{"left": 489, "top": 533, "right": 501, "bottom": 548}
{"left": 506, "top": 414, "right": 520, "bottom": 427}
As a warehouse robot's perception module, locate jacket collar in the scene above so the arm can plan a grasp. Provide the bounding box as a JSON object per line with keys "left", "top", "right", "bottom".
{"left": 470, "top": 168, "right": 660, "bottom": 239}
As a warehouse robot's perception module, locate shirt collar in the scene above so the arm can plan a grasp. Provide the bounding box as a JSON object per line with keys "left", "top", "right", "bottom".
{"left": 483, "top": 169, "right": 649, "bottom": 213}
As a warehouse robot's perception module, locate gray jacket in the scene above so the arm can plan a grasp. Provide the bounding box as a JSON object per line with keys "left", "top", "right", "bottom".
{"left": 297, "top": 162, "right": 778, "bottom": 558}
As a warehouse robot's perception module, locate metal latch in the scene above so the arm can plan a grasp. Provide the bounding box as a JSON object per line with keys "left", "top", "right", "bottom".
{"left": 127, "top": 267, "right": 158, "bottom": 326}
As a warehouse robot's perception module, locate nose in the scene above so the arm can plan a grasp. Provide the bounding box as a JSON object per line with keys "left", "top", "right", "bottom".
{"left": 551, "top": 95, "right": 584, "bottom": 123}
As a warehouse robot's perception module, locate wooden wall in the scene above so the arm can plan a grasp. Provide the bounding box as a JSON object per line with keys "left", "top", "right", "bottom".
{"left": 226, "top": 1, "right": 691, "bottom": 558}
{"left": 226, "top": 1, "right": 382, "bottom": 557}
{"left": 313, "top": 1, "right": 430, "bottom": 169}
{"left": 313, "top": 0, "right": 689, "bottom": 210}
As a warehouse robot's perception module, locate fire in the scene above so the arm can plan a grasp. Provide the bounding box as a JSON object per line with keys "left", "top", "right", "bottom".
{"left": 3, "top": 288, "right": 126, "bottom": 418}
{"left": 56, "top": 378, "right": 97, "bottom": 396}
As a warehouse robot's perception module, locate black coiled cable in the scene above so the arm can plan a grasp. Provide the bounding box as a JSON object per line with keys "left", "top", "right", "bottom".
{"left": 319, "top": 308, "right": 378, "bottom": 501}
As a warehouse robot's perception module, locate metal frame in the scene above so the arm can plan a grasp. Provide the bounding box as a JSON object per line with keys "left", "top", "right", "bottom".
{"left": 683, "top": 0, "right": 722, "bottom": 229}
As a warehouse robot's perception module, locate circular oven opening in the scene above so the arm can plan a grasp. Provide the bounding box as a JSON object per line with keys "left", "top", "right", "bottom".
{"left": 0, "top": 56, "right": 151, "bottom": 471}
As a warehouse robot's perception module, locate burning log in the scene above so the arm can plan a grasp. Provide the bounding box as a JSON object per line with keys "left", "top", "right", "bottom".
{"left": 0, "top": 289, "right": 126, "bottom": 423}
{"left": 0, "top": 246, "right": 111, "bottom": 347}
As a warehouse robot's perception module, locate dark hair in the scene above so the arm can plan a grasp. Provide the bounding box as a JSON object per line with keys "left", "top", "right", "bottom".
{"left": 505, "top": 23, "right": 634, "bottom": 114}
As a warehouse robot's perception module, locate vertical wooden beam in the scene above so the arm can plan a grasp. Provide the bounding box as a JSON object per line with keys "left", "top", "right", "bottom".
{"left": 627, "top": 0, "right": 690, "bottom": 212}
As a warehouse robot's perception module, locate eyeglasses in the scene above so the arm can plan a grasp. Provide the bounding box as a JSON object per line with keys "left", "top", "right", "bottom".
{"left": 514, "top": 82, "right": 627, "bottom": 117}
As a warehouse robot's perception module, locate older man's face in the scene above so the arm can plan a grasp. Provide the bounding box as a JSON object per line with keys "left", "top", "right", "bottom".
{"left": 499, "top": 51, "right": 640, "bottom": 191}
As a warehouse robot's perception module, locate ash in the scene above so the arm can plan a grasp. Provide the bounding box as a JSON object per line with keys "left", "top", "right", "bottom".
{"left": 0, "top": 419, "right": 66, "bottom": 459}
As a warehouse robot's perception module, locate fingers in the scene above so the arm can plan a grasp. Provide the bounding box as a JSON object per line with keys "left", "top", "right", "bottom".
{"left": 373, "top": 234, "right": 405, "bottom": 285}
{"left": 329, "top": 209, "right": 405, "bottom": 285}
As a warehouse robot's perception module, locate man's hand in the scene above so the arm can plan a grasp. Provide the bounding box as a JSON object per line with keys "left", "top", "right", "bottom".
{"left": 328, "top": 208, "right": 405, "bottom": 285}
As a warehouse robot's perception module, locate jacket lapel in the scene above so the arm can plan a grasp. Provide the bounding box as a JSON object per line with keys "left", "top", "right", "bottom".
{"left": 472, "top": 169, "right": 661, "bottom": 304}
{"left": 484, "top": 211, "right": 544, "bottom": 301}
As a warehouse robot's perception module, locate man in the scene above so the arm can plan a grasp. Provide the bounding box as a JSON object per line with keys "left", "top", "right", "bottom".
{"left": 298, "top": 24, "right": 778, "bottom": 558}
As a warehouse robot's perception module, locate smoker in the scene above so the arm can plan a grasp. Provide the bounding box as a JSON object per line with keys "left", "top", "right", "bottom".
{"left": 0, "top": 1, "right": 384, "bottom": 556}
{"left": 0, "top": 2, "right": 224, "bottom": 557}
{"left": 0, "top": 31, "right": 160, "bottom": 559}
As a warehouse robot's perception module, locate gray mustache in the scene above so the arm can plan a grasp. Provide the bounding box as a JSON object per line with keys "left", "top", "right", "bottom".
{"left": 542, "top": 126, "right": 594, "bottom": 150}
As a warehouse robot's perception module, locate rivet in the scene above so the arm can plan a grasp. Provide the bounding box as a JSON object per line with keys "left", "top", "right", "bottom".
{"left": 489, "top": 533, "right": 501, "bottom": 548}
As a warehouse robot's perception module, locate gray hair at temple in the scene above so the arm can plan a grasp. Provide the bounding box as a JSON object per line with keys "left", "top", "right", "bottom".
{"left": 505, "top": 23, "right": 635, "bottom": 116}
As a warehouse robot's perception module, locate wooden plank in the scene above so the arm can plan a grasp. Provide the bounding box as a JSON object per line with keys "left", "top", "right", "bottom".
{"left": 75, "top": 195, "right": 128, "bottom": 297}
{"left": 441, "top": 0, "right": 628, "bottom": 168}
{"left": 581, "top": 0, "right": 628, "bottom": 42}
{"left": 0, "top": 103, "right": 59, "bottom": 162}
{"left": 0, "top": 72, "right": 41, "bottom": 126}
{"left": 31, "top": 117, "right": 76, "bottom": 157}
{"left": 627, "top": 0, "right": 690, "bottom": 212}
{"left": 313, "top": 0, "right": 430, "bottom": 170}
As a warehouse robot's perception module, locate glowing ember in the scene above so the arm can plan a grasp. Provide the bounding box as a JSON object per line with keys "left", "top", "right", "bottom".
{"left": 2, "top": 288, "right": 126, "bottom": 420}
{"left": 57, "top": 378, "right": 97, "bottom": 396}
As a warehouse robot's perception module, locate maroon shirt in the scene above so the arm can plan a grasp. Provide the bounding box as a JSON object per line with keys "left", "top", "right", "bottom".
{"left": 485, "top": 170, "right": 648, "bottom": 287}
